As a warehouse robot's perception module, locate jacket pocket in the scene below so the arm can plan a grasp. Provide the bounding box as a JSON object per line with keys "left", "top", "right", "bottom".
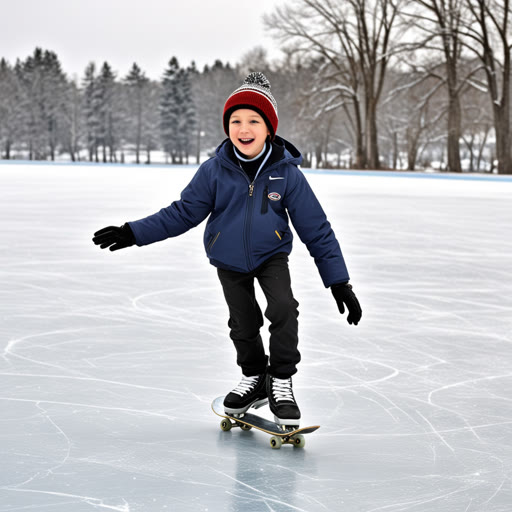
{"left": 275, "top": 230, "right": 282, "bottom": 241}
{"left": 207, "top": 232, "right": 221, "bottom": 252}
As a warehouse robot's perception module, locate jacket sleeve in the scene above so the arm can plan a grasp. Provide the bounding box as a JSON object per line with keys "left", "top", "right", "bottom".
{"left": 284, "top": 167, "right": 350, "bottom": 287}
{"left": 127, "top": 164, "right": 214, "bottom": 246}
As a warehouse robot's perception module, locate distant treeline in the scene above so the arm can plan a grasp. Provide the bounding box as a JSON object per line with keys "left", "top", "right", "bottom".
{"left": 1, "top": 0, "right": 511, "bottom": 173}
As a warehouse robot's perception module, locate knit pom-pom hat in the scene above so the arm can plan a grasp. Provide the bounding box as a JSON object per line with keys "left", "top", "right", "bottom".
{"left": 223, "top": 72, "right": 278, "bottom": 140}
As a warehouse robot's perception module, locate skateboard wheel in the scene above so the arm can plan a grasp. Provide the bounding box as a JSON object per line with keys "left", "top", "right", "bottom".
{"left": 240, "top": 423, "right": 252, "bottom": 431}
{"left": 270, "top": 436, "right": 283, "bottom": 449}
{"left": 220, "top": 419, "right": 232, "bottom": 432}
{"left": 292, "top": 434, "right": 305, "bottom": 448}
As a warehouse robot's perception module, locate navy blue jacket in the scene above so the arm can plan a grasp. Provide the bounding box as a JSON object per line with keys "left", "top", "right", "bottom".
{"left": 128, "top": 136, "right": 350, "bottom": 287}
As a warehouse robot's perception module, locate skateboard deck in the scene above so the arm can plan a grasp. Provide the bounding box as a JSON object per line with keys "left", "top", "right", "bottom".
{"left": 212, "top": 396, "right": 320, "bottom": 449}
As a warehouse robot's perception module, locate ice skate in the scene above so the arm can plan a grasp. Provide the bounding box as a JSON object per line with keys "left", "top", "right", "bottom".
{"left": 267, "top": 375, "right": 301, "bottom": 427}
{"left": 223, "top": 373, "right": 268, "bottom": 415}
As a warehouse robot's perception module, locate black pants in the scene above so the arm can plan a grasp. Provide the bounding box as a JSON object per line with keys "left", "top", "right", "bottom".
{"left": 217, "top": 253, "right": 300, "bottom": 379}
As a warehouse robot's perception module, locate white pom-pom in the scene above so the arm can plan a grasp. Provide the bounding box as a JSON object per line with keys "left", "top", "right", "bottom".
{"left": 243, "top": 72, "right": 271, "bottom": 89}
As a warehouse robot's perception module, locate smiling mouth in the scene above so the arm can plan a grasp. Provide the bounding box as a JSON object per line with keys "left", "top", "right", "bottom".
{"left": 239, "top": 138, "right": 254, "bottom": 145}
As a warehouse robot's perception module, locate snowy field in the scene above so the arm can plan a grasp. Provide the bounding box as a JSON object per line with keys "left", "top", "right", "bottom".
{"left": 1, "top": 162, "right": 512, "bottom": 512}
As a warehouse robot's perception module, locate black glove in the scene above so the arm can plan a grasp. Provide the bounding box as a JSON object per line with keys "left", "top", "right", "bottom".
{"left": 92, "top": 223, "right": 136, "bottom": 251}
{"left": 331, "top": 282, "right": 362, "bottom": 325}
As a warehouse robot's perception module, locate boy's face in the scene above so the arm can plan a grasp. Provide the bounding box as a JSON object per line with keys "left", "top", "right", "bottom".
{"left": 229, "top": 109, "right": 270, "bottom": 159}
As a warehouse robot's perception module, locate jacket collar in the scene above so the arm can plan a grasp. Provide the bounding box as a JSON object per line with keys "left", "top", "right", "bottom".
{"left": 215, "top": 135, "right": 303, "bottom": 172}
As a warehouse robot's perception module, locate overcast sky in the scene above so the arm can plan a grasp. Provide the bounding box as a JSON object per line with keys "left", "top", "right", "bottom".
{"left": 1, "top": 0, "right": 284, "bottom": 81}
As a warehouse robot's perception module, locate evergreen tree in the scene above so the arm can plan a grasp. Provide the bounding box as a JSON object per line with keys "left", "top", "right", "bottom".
{"left": 178, "top": 65, "right": 196, "bottom": 164}
{"left": 124, "top": 63, "right": 149, "bottom": 164}
{"left": 97, "top": 62, "right": 117, "bottom": 162}
{"left": 143, "top": 81, "right": 161, "bottom": 164}
{"left": 189, "top": 61, "right": 205, "bottom": 163}
{"left": 41, "top": 50, "right": 68, "bottom": 160}
{"left": 11, "top": 48, "right": 69, "bottom": 160}
{"left": 15, "top": 49, "right": 46, "bottom": 159}
{"left": 160, "top": 57, "right": 181, "bottom": 163}
{"left": 61, "top": 78, "right": 82, "bottom": 162}
{"left": 0, "top": 59, "right": 21, "bottom": 159}
{"left": 82, "top": 62, "right": 100, "bottom": 162}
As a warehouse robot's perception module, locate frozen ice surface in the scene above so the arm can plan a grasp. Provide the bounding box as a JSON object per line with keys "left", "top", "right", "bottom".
{"left": 1, "top": 163, "right": 512, "bottom": 512}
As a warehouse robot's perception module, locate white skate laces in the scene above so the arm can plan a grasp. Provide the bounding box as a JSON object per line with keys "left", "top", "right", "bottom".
{"left": 232, "top": 375, "right": 260, "bottom": 397}
{"left": 271, "top": 377, "right": 295, "bottom": 403}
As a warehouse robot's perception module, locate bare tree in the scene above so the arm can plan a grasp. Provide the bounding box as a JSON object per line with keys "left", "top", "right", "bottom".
{"left": 238, "top": 47, "right": 272, "bottom": 77}
{"left": 193, "top": 60, "right": 237, "bottom": 157}
{"left": 402, "top": 0, "right": 471, "bottom": 172}
{"left": 265, "top": 0, "right": 405, "bottom": 169}
{"left": 462, "top": 0, "right": 511, "bottom": 174}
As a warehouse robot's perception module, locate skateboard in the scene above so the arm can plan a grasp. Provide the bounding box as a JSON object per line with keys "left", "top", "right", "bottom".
{"left": 212, "top": 396, "right": 320, "bottom": 449}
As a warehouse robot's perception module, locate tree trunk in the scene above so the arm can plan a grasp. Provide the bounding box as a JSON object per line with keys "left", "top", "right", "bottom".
{"left": 494, "top": 106, "right": 512, "bottom": 174}
{"left": 406, "top": 123, "right": 421, "bottom": 171}
{"left": 392, "top": 131, "right": 398, "bottom": 170}
{"left": 366, "top": 101, "right": 380, "bottom": 169}
{"left": 468, "top": 135, "right": 474, "bottom": 172}
{"left": 476, "top": 126, "right": 489, "bottom": 172}
{"left": 353, "top": 102, "right": 366, "bottom": 169}
{"left": 196, "top": 127, "right": 201, "bottom": 164}
{"left": 323, "top": 115, "right": 334, "bottom": 168}
{"left": 407, "top": 141, "right": 418, "bottom": 171}
{"left": 446, "top": 93, "right": 462, "bottom": 172}
{"left": 315, "top": 144, "right": 323, "bottom": 168}
{"left": 136, "top": 92, "right": 142, "bottom": 164}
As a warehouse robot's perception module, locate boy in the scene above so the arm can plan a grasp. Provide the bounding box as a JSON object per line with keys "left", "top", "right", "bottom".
{"left": 93, "top": 72, "right": 362, "bottom": 427}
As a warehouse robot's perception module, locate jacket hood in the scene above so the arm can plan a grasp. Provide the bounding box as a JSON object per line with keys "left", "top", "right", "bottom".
{"left": 215, "top": 135, "right": 303, "bottom": 168}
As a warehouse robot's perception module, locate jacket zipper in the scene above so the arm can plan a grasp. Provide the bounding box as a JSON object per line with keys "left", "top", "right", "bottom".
{"left": 231, "top": 167, "right": 272, "bottom": 270}
{"left": 245, "top": 186, "right": 255, "bottom": 269}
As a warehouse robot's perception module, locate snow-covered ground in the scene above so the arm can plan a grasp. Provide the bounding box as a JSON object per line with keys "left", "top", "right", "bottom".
{"left": 1, "top": 163, "right": 512, "bottom": 512}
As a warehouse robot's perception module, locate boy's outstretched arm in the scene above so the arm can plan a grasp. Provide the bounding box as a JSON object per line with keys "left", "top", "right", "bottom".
{"left": 92, "top": 165, "right": 214, "bottom": 250}
{"left": 92, "top": 224, "right": 136, "bottom": 251}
